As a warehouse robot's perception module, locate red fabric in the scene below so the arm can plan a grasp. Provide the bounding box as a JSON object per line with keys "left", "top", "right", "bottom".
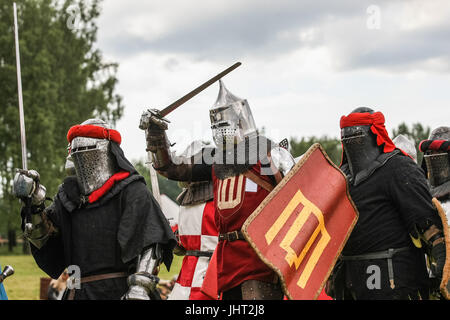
{"left": 174, "top": 201, "right": 218, "bottom": 300}
{"left": 67, "top": 124, "right": 122, "bottom": 145}
{"left": 340, "top": 112, "right": 396, "bottom": 153}
{"left": 179, "top": 236, "right": 201, "bottom": 262}
{"left": 201, "top": 248, "right": 219, "bottom": 299}
{"left": 212, "top": 163, "right": 276, "bottom": 294}
{"left": 419, "top": 139, "right": 450, "bottom": 152}
{"left": 177, "top": 255, "right": 200, "bottom": 287}
{"left": 317, "top": 289, "right": 333, "bottom": 300}
{"left": 189, "top": 287, "right": 213, "bottom": 300}
{"left": 201, "top": 202, "right": 219, "bottom": 236}
{"left": 88, "top": 171, "right": 130, "bottom": 203}
{"left": 283, "top": 289, "right": 331, "bottom": 300}
{"left": 340, "top": 111, "right": 412, "bottom": 159}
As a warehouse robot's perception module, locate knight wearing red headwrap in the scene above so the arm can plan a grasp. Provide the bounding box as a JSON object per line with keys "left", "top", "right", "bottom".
{"left": 13, "top": 119, "right": 176, "bottom": 300}
{"left": 420, "top": 126, "right": 450, "bottom": 224}
{"left": 326, "top": 107, "right": 446, "bottom": 300}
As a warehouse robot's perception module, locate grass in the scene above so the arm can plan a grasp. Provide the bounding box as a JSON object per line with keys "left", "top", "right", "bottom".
{"left": 0, "top": 245, "right": 183, "bottom": 300}
{"left": 0, "top": 254, "right": 48, "bottom": 300}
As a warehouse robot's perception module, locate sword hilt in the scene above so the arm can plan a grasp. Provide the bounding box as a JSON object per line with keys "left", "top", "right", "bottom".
{"left": 0, "top": 265, "right": 14, "bottom": 283}
{"left": 139, "top": 109, "right": 170, "bottom": 131}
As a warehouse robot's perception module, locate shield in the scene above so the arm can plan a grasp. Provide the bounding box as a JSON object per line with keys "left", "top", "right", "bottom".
{"left": 432, "top": 198, "right": 450, "bottom": 300}
{"left": 242, "top": 143, "right": 358, "bottom": 300}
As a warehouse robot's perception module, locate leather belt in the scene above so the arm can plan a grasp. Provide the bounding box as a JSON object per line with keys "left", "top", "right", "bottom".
{"left": 340, "top": 247, "right": 411, "bottom": 289}
{"left": 218, "top": 230, "right": 246, "bottom": 242}
{"left": 67, "top": 271, "right": 128, "bottom": 300}
{"left": 185, "top": 250, "right": 213, "bottom": 258}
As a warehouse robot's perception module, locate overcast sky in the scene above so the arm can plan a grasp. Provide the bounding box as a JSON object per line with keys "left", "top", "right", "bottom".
{"left": 93, "top": 0, "right": 450, "bottom": 162}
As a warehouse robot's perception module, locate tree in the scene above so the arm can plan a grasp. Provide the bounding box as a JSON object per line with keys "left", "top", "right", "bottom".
{"left": 0, "top": 0, "right": 123, "bottom": 251}
{"left": 289, "top": 136, "right": 342, "bottom": 165}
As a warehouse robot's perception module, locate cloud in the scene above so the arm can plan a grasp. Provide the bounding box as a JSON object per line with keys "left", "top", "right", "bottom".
{"left": 93, "top": 1, "right": 450, "bottom": 162}
{"left": 97, "top": 0, "right": 450, "bottom": 73}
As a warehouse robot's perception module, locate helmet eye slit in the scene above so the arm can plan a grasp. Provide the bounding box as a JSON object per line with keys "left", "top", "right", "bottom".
{"left": 71, "top": 145, "right": 97, "bottom": 153}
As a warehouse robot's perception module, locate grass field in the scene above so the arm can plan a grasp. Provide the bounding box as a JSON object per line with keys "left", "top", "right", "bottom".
{"left": 0, "top": 245, "right": 183, "bottom": 300}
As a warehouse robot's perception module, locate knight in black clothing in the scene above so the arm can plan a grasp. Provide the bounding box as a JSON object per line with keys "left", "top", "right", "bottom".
{"left": 327, "top": 107, "right": 446, "bottom": 300}
{"left": 419, "top": 126, "right": 450, "bottom": 223}
{"left": 13, "top": 119, "right": 176, "bottom": 300}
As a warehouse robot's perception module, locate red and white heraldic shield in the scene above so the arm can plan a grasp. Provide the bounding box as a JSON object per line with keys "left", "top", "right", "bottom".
{"left": 242, "top": 143, "right": 358, "bottom": 300}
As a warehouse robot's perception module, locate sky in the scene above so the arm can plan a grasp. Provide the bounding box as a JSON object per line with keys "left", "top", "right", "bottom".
{"left": 92, "top": 0, "right": 450, "bottom": 162}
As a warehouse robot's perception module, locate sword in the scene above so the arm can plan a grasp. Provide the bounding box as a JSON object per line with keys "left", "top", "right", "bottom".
{"left": 14, "top": 2, "right": 27, "bottom": 171}
{"left": 14, "top": 3, "right": 33, "bottom": 233}
{"left": 142, "top": 62, "right": 242, "bottom": 206}
{"left": 159, "top": 61, "right": 241, "bottom": 118}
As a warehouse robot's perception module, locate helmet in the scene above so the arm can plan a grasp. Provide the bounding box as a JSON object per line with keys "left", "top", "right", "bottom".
{"left": 422, "top": 126, "right": 450, "bottom": 187}
{"left": 340, "top": 107, "right": 382, "bottom": 178}
{"left": 69, "top": 119, "right": 117, "bottom": 195}
{"left": 209, "top": 80, "right": 257, "bottom": 147}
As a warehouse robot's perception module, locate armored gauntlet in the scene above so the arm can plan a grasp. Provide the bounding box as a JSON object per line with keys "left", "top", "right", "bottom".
{"left": 139, "top": 109, "right": 172, "bottom": 170}
{"left": 13, "top": 169, "right": 46, "bottom": 206}
{"left": 122, "top": 244, "right": 163, "bottom": 300}
{"left": 13, "top": 170, "right": 57, "bottom": 248}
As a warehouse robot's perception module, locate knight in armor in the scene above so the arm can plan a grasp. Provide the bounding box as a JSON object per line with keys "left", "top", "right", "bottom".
{"left": 327, "top": 108, "right": 446, "bottom": 300}
{"left": 140, "top": 80, "right": 295, "bottom": 300}
{"left": 13, "top": 119, "right": 176, "bottom": 300}
{"left": 419, "top": 126, "right": 450, "bottom": 223}
{"left": 167, "top": 142, "right": 218, "bottom": 300}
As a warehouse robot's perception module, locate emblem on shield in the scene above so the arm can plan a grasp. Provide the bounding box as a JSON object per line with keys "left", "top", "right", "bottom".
{"left": 242, "top": 143, "right": 359, "bottom": 299}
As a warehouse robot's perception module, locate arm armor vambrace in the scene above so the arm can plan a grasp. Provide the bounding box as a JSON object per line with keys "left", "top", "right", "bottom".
{"left": 125, "top": 244, "right": 163, "bottom": 300}
{"left": 23, "top": 206, "right": 58, "bottom": 249}
{"left": 145, "top": 129, "right": 195, "bottom": 181}
{"left": 410, "top": 221, "right": 444, "bottom": 249}
{"left": 146, "top": 129, "right": 172, "bottom": 171}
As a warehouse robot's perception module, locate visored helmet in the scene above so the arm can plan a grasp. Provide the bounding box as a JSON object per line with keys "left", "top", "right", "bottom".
{"left": 422, "top": 126, "right": 450, "bottom": 187}
{"left": 340, "top": 107, "right": 382, "bottom": 177}
{"left": 69, "top": 119, "right": 118, "bottom": 195}
{"left": 209, "top": 80, "right": 257, "bottom": 147}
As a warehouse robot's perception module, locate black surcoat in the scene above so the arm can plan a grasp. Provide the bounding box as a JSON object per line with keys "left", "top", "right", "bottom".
{"left": 25, "top": 143, "right": 176, "bottom": 300}
{"left": 332, "top": 152, "right": 442, "bottom": 300}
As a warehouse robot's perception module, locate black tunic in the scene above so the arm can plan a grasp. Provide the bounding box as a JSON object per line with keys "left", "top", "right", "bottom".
{"left": 26, "top": 143, "right": 176, "bottom": 300}
{"left": 337, "top": 152, "right": 442, "bottom": 299}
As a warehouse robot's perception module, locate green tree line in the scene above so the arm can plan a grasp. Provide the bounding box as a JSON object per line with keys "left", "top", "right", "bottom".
{"left": 289, "top": 123, "right": 430, "bottom": 166}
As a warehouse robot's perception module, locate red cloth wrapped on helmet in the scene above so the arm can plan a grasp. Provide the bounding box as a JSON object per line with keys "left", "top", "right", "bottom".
{"left": 340, "top": 111, "right": 412, "bottom": 159}
{"left": 67, "top": 124, "right": 122, "bottom": 145}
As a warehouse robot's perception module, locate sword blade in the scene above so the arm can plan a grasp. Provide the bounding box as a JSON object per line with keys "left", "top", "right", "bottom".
{"left": 159, "top": 62, "right": 241, "bottom": 118}
{"left": 13, "top": 2, "right": 27, "bottom": 170}
{"left": 147, "top": 151, "right": 162, "bottom": 206}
